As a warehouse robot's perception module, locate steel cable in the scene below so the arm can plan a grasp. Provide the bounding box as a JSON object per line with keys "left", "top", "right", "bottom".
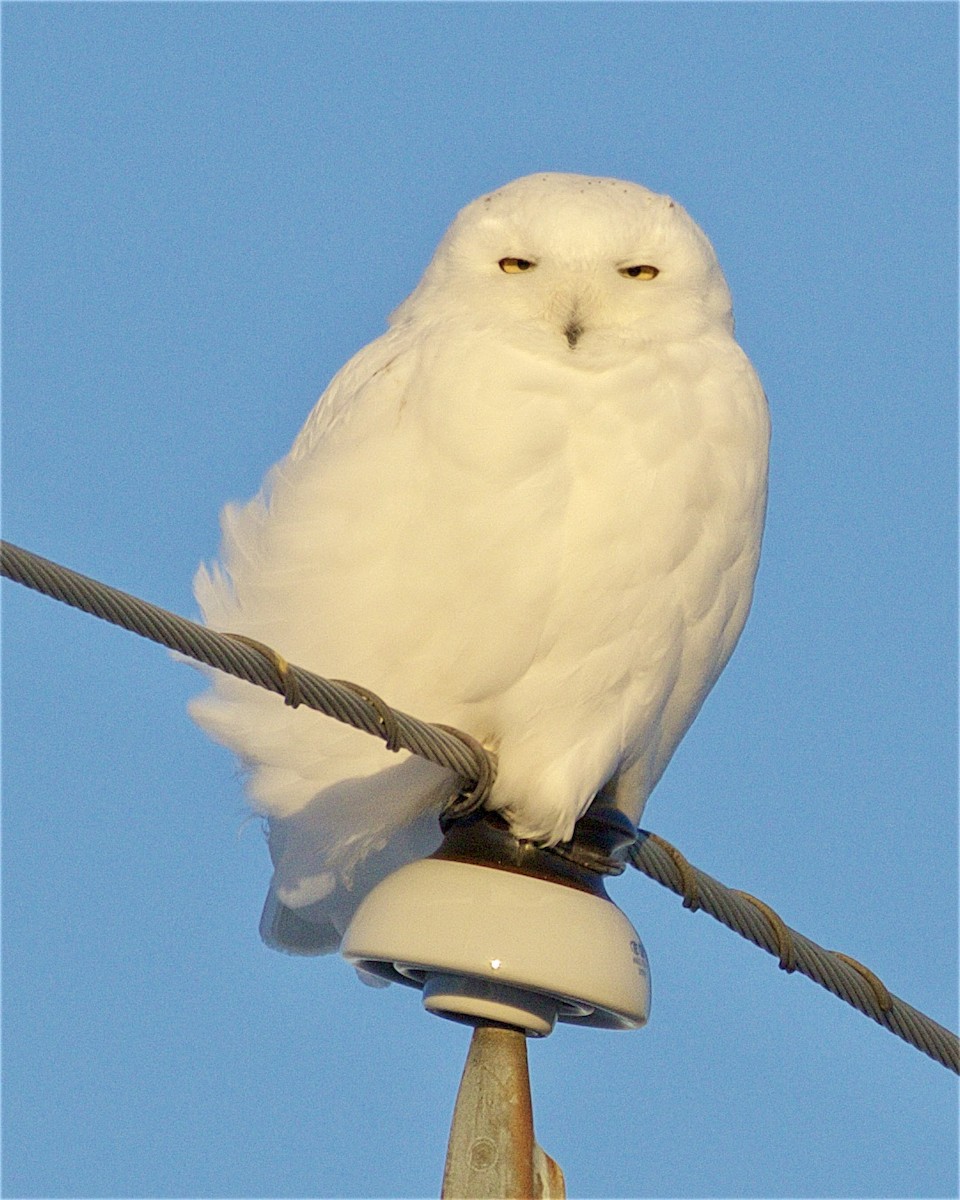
{"left": 2, "top": 537, "right": 956, "bottom": 1073}
{"left": 629, "top": 834, "right": 958, "bottom": 1073}
{"left": 0, "top": 540, "right": 494, "bottom": 800}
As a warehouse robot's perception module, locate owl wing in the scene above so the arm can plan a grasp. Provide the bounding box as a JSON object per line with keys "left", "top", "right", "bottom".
{"left": 190, "top": 320, "right": 573, "bottom": 951}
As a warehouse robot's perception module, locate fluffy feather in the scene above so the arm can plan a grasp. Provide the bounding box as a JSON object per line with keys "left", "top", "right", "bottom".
{"left": 191, "top": 173, "right": 769, "bottom": 952}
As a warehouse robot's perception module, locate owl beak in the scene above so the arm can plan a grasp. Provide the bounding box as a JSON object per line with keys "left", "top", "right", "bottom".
{"left": 563, "top": 302, "right": 585, "bottom": 349}
{"left": 564, "top": 319, "right": 584, "bottom": 349}
{"left": 554, "top": 293, "right": 587, "bottom": 349}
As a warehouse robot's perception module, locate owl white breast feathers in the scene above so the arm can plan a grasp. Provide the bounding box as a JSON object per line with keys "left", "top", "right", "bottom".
{"left": 192, "top": 173, "right": 769, "bottom": 954}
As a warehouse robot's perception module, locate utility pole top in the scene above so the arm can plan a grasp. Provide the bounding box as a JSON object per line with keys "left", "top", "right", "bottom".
{"left": 441, "top": 1023, "right": 565, "bottom": 1200}
{"left": 339, "top": 805, "right": 649, "bottom": 1196}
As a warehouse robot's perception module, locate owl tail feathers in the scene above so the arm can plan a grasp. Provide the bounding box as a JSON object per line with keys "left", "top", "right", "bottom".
{"left": 259, "top": 888, "right": 391, "bottom": 988}
{"left": 259, "top": 884, "right": 342, "bottom": 955}
{"left": 260, "top": 796, "right": 447, "bottom": 956}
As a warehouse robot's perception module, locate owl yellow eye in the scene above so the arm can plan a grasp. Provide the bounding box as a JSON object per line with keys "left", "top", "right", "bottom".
{"left": 618, "top": 264, "right": 659, "bottom": 280}
{"left": 499, "top": 257, "right": 536, "bottom": 273}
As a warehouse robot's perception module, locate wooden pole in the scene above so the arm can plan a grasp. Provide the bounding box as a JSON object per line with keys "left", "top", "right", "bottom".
{"left": 441, "top": 1023, "right": 565, "bottom": 1199}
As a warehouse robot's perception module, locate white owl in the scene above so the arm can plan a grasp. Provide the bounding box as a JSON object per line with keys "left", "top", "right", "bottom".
{"left": 192, "top": 173, "right": 769, "bottom": 954}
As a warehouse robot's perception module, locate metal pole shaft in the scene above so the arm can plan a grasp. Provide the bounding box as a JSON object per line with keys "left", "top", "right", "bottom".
{"left": 441, "top": 1023, "right": 564, "bottom": 1199}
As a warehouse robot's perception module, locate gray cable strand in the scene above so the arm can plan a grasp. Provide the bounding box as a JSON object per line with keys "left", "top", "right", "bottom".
{"left": 2, "top": 538, "right": 956, "bottom": 1074}
{"left": 630, "top": 834, "right": 959, "bottom": 1073}
{"left": 0, "top": 540, "right": 495, "bottom": 802}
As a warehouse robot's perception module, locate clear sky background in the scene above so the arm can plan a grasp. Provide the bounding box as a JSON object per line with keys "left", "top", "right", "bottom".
{"left": 3, "top": 4, "right": 957, "bottom": 1198}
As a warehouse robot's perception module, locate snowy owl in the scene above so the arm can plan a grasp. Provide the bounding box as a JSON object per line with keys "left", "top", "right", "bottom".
{"left": 192, "top": 172, "right": 769, "bottom": 954}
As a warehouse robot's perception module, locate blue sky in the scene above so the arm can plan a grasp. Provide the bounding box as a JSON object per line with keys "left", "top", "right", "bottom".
{"left": 3, "top": 4, "right": 957, "bottom": 1197}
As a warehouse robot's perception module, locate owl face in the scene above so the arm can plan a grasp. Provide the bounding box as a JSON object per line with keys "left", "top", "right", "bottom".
{"left": 393, "top": 173, "right": 735, "bottom": 357}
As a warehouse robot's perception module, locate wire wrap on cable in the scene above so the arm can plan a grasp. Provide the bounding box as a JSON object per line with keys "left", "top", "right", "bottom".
{"left": 2, "top": 538, "right": 957, "bottom": 1075}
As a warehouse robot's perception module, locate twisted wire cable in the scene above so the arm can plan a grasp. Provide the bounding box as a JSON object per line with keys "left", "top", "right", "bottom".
{"left": 0, "top": 540, "right": 495, "bottom": 804}
{"left": 630, "top": 834, "right": 958, "bottom": 1073}
{"left": 2, "top": 538, "right": 956, "bottom": 1073}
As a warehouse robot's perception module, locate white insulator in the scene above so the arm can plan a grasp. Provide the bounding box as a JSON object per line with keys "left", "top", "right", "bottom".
{"left": 341, "top": 857, "right": 650, "bottom": 1036}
